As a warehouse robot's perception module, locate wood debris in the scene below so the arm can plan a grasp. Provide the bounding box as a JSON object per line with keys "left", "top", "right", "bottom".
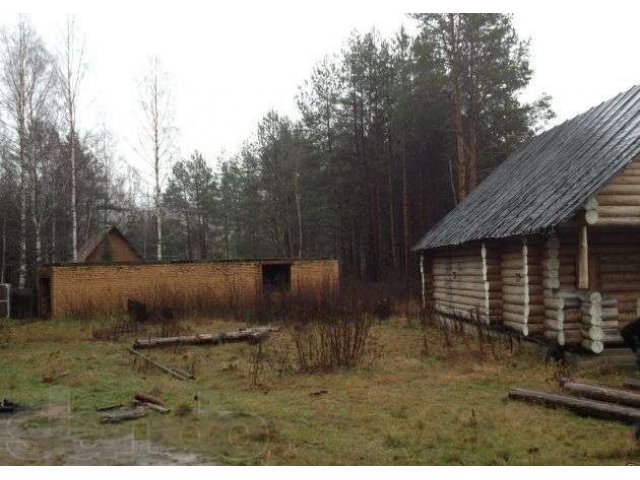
{"left": 624, "top": 378, "right": 640, "bottom": 391}
{"left": 132, "top": 326, "right": 278, "bottom": 350}
{"left": 508, "top": 387, "right": 640, "bottom": 424}
{"left": 127, "top": 347, "right": 192, "bottom": 380}
{"left": 100, "top": 406, "right": 147, "bottom": 424}
{"left": 95, "top": 403, "right": 124, "bottom": 412}
{"left": 560, "top": 378, "right": 640, "bottom": 408}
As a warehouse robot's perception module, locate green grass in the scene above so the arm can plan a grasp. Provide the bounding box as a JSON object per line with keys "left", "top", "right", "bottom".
{"left": 0, "top": 316, "right": 639, "bottom": 465}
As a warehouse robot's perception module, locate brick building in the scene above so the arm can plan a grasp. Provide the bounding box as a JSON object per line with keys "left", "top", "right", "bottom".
{"left": 38, "top": 259, "right": 339, "bottom": 318}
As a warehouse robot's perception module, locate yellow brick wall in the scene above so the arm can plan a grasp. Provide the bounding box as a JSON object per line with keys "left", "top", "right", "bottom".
{"left": 291, "top": 260, "right": 340, "bottom": 296}
{"left": 50, "top": 262, "right": 260, "bottom": 317}
{"left": 46, "top": 260, "right": 339, "bottom": 318}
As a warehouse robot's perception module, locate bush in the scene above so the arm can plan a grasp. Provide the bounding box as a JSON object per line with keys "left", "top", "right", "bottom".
{"left": 290, "top": 315, "right": 374, "bottom": 372}
{"left": 269, "top": 286, "right": 381, "bottom": 372}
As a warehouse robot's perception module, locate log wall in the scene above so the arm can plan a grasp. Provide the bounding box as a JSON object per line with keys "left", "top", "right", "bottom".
{"left": 429, "top": 242, "right": 501, "bottom": 323}
{"left": 500, "top": 237, "right": 545, "bottom": 336}
{"left": 594, "top": 156, "right": 640, "bottom": 226}
{"left": 590, "top": 230, "right": 640, "bottom": 327}
{"left": 426, "top": 220, "right": 640, "bottom": 346}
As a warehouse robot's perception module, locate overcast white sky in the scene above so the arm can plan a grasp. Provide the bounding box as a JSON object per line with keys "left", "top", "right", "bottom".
{"left": 8, "top": 5, "right": 640, "bottom": 183}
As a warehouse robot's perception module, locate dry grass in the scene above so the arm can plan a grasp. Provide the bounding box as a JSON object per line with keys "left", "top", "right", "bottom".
{"left": 0, "top": 314, "right": 639, "bottom": 465}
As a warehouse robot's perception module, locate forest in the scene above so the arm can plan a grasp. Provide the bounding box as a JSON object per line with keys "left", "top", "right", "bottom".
{"left": 0, "top": 13, "right": 554, "bottom": 290}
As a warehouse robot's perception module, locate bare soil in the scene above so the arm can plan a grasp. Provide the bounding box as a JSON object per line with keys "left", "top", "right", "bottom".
{"left": 1, "top": 408, "right": 209, "bottom": 466}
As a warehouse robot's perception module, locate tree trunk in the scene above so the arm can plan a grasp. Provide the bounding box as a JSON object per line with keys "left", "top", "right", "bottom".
{"left": 18, "top": 141, "right": 27, "bottom": 288}
{"left": 401, "top": 135, "right": 411, "bottom": 278}
{"left": 468, "top": 124, "right": 478, "bottom": 191}
{"left": 387, "top": 136, "right": 397, "bottom": 273}
{"left": 185, "top": 212, "right": 193, "bottom": 260}
{"left": 70, "top": 127, "right": 78, "bottom": 262}
{"left": 293, "top": 172, "right": 303, "bottom": 258}
{"left": 1, "top": 216, "right": 6, "bottom": 284}
{"left": 453, "top": 91, "right": 467, "bottom": 204}
{"left": 153, "top": 67, "right": 162, "bottom": 261}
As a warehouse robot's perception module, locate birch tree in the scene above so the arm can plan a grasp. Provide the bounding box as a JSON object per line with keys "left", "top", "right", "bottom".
{"left": 0, "top": 15, "right": 53, "bottom": 287}
{"left": 138, "top": 56, "right": 174, "bottom": 260}
{"left": 56, "top": 15, "right": 85, "bottom": 262}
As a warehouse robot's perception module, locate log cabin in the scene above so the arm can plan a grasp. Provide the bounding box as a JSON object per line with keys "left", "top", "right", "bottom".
{"left": 414, "top": 85, "right": 640, "bottom": 353}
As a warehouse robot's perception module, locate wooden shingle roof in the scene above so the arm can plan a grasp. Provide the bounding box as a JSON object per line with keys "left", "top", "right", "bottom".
{"left": 414, "top": 85, "right": 640, "bottom": 251}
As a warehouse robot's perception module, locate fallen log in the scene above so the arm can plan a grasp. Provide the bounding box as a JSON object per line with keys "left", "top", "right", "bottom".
{"left": 133, "top": 327, "right": 278, "bottom": 350}
{"left": 508, "top": 388, "right": 640, "bottom": 423}
{"left": 134, "top": 392, "right": 165, "bottom": 407}
{"left": 96, "top": 403, "right": 124, "bottom": 412}
{"left": 100, "top": 407, "right": 147, "bottom": 424}
{"left": 561, "top": 380, "right": 640, "bottom": 408}
{"left": 127, "top": 348, "right": 191, "bottom": 381}
{"left": 168, "top": 366, "right": 195, "bottom": 380}
{"left": 624, "top": 378, "right": 640, "bottom": 391}
{"left": 133, "top": 400, "right": 170, "bottom": 414}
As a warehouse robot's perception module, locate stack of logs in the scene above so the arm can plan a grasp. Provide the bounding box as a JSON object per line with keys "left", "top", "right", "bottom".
{"left": 543, "top": 236, "right": 583, "bottom": 346}
{"left": 545, "top": 291, "right": 620, "bottom": 353}
{"left": 580, "top": 292, "right": 606, "bottom": 353}
{"left": 544, "top": 291, "right": 582, "bottom": 346}
{"left": 585, "top": 295, "right": 621, "bottom": 348}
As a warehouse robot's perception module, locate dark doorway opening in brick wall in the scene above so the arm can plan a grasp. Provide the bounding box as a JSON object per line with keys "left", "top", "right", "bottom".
{"left": 38, "top": 277, "right": 51, "bottom": 318}
{"left": 262, "top": 263, "right": 291, "bottom": 292}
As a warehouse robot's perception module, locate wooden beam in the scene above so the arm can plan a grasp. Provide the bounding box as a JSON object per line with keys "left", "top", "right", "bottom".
{"left": 522, "top": 237, "right": 530, "bottom": 334}
{"left": 561, "top": 380, "right": 640, "bottom": 408}
{"left": 508, "top": 388, "right": 640, "bottom": 423}
{"left": 481, "top": 242, "right": 491, "bottom": 324}
{"left": 578, "top": 225, "right": 589, "bottom": 289}
{"left": 420, "top": 253, "right": 426, "bottom": 309}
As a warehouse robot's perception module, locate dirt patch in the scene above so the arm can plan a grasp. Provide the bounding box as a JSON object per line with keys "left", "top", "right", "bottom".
{"left": 0, "top": 412, "right": 211, "bottom": 465}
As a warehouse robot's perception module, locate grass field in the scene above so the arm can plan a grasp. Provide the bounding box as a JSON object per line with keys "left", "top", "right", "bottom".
{"left": 0, "top": 315, "right": 639, "bottom": 465}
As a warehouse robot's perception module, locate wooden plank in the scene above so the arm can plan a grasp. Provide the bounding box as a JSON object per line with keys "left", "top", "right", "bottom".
{"left": 561, "top": 380, "right": 640, "bottom": 408}
{"left": 508, "top": 388, "right": 640, "bottom": 423}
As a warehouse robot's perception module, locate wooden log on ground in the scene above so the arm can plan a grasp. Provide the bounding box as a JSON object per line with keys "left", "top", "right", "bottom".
{"left": 624, "top": 378, "right": 640, "bottom": 390}
{"left": 508, "top": 388, "right": 640, "bottom": 423}
{"left": 133, "top": 327, "right": 278, "bottom": 350}
{"left": 561, "top": 380, "right": 640, "bottom": 408}
{"left": 134, "top": 392, "right": 165, "bottom": 407}
{"left": 133, "top": 400, "right": 171, "bottom": 414}
{"left": 100, "top": 407, "right": 147, "bottom": 424}
{"left": 127, "top": 348, "right": 190, "bottom": 380}
{"left": 96, "top": 403, "right": 123, "bottom": 412}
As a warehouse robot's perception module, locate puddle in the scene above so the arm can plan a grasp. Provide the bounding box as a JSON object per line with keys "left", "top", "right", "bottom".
{"left": 0, "top": 412, "right": 212, "bottom": 465}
